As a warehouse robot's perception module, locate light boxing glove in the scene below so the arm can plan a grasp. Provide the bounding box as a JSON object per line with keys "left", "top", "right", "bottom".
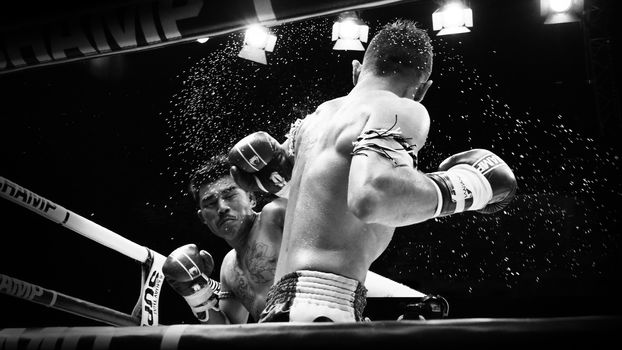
{"left": 162, "top": 244, "right": 221, "bottom": 322}
{"left": 228, "top": 131, "right": 293, "bottom": 198}
{"left": 426, "top": 149, "right": 517, "bottom": 216}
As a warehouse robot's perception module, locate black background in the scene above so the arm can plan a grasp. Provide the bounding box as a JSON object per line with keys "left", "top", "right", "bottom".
{"left": 1, "top": 0, "right": 621, "bottom": 326}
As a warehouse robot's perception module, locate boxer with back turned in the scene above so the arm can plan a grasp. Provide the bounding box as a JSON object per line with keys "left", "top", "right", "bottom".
{"left": 228, "top": 19, "right": 517, "bottom": 323}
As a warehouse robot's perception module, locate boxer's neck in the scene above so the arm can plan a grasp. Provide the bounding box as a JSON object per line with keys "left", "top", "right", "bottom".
{"left": 351, "top": 73, "right": 415, "bottom": 98}
{"left": 230, "top": 211, "right": 259, "bottom": 253}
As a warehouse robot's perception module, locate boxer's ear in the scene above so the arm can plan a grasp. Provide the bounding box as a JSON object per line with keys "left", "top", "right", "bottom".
{"left": 352, "top": 60, "right": 362, "bottom": 86}
{"left": 197, "top": 209, "right": 208, "bottom": 225}
{"left": 414, "top": 80, "right": 433, "bottom": 102}
{"left": 248, "top": 191, "right": 257, "bottom": 208}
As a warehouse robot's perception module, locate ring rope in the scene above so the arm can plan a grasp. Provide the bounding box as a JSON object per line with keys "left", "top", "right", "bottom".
{"left": 0, "top": 273, "right": 139, "bottom": 326}
{"left": 1, "top": 176, "right": 167, "bottom": 326}
{"left": 1, "top": 176, "right": 157, "bottom": 263}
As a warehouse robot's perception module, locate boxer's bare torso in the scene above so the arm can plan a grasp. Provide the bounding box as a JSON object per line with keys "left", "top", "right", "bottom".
{"left": 275, "top": 89, "right": 432, "bottom": 283}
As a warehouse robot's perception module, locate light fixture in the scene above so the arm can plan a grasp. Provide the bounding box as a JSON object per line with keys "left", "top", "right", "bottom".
{"left": 196, "top": 37, "right": 209, "bottom": 44}
{"left": 238, "top": 25, "right": 277, "bottom": 65}
{"left": 541, "top": 0, "right": 583, "bottom": 24}
{"left": 332, "top": 11, "right": 369, "bottom": 51}
{"left": 432, "top": 1, "right": 473, "bottom": 36}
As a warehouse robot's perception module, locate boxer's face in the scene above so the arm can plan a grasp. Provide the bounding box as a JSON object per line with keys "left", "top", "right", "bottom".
{"left": 197, "top": 176, "right": 256, "bottom": 239}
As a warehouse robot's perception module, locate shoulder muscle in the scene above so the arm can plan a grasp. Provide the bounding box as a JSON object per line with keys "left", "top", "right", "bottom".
{"left": 220, "top": 249, "right": 237, "bottom": 287}
{"left": 367, "top": 98, "right": 430, "bottom": 150}
{"left": 260, "top": 198, "right": 287, "bottom": 231}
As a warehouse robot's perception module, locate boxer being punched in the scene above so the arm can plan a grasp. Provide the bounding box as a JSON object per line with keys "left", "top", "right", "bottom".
{"left": 163, "top": 156, "right": 438, "bottom": 324}
{"left": 229, "top": 19, "right": 517, "bottom": 323}
{"left": 163, "top": 156, "right": 283, "bottom": 324}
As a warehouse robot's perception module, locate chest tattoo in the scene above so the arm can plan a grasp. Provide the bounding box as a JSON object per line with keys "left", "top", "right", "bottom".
{"left": 244, "top": 242, "right": 277, "bottom": 284}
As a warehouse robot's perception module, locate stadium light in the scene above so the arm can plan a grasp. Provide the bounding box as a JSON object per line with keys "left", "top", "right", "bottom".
{"left": 238, "top": 25, "right": 277, "bottom": 65}
{"left": 541, "top": 0, "right": 584, "bottom": 24}
{"left": 432, "top": 1, "right": 473, "bottom": 36}
{"left": 332, "top": 11, "right": 369, "bottom": 51}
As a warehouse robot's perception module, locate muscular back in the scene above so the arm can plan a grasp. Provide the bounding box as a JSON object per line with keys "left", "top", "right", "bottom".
{"left": 276, "top": 90, "right": 430, "bottom": 283}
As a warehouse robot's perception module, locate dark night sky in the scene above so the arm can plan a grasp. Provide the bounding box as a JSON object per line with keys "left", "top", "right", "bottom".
{"left": 1, "top": 0, "right": 621, "bottom": 327}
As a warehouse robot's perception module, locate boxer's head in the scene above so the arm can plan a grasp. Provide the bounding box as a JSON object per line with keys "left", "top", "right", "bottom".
{"left": 353, "top": 19, "right": 433, "bottom": 101}
{"left": 190, "top": 155, "right": 257, "bottom": 240}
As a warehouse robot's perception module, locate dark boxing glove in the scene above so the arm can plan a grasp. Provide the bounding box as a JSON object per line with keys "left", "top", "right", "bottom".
{"left": 400, "top": 295, "right": 449, "bottom": 320}
{"left": 162, "top": 244, "right": 221, "bottom": 322}
{"left": 427, "top": 149, "right": 517, "bottom": 216}
{"left": 228, "top": 131, "right": 293, "bottom": 198}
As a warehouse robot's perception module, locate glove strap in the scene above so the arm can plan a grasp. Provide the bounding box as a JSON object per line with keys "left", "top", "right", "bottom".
{"left": 183, "top": 278, "right": 221, "bottom": 322}
{"left": 274, "top": 182, "right": 290, "bottom": 199}
{"left": 428, "top": 164, "right": 492, "bottom": 217}
{"left": 253, "top": 173, "right": 290, "bottom": 198}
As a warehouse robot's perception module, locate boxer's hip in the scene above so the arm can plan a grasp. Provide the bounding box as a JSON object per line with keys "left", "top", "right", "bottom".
{"left": 258, "top": 270, "right": 367, "bottom": 323}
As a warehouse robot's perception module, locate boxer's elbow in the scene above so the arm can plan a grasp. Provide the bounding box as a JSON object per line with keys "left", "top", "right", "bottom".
{"left": 348, "top": 191, "right": 377, "bottom": 222}
{"left": 348, "top": 176, "right": 393, "bottom": 223}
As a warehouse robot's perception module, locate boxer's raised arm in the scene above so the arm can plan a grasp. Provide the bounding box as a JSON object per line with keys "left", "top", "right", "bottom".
{"left": 347, "top": 99, "right": 438, "bottom": 226}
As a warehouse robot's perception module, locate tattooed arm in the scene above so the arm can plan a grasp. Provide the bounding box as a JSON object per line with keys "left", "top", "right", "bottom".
{"left": 218, "top": 250, "right": 250, "bottom": 324}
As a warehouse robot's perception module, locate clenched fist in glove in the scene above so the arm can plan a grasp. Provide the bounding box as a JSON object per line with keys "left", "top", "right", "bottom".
{"left": 162, "top": 244, "right": 221, "bottom": 322}
{"left": 228, "top": 131, "right": 293, "bottom": 198}
{"left": 427, "top": 149, "right": 517, "bottom": 217}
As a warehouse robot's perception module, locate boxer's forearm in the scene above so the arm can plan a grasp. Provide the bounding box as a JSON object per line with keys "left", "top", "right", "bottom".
{"left": 348, "top": 163, "right": 438, "bottom": 227}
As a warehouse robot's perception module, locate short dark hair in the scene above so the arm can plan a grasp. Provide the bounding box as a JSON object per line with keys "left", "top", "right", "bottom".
{"left": 189, "top": 154, "right": 231, "bottom": 202}
{"left": 363, "top": 19, "right": 433, "bottom": 79}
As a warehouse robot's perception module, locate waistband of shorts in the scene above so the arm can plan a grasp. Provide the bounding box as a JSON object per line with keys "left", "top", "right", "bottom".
{"left": 266, "top": 270, "right": 368, "bottom": 320}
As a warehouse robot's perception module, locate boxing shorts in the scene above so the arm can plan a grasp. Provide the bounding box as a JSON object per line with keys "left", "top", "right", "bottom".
{"left": 258, "top": 270, "right": 367, "bottom": 323}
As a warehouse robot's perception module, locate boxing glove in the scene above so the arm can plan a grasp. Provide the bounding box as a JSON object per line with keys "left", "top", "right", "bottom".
{"left": 400, "top": 295, "right": 449, "bottom": 320}
{"left": 426, "top": 149, "right": 517, "bottom": 216}
{"left": 228, "top": 131, "right": 293, "bottom": 198}
{"left": 162, "top": 244, "right": 221, "bottom": 322}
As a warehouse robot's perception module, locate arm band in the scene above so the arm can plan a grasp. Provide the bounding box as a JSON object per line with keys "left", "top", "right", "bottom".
{"left": 352, "top": 127, "right": 418, "bottom": 168}
{"left": 285, "top": 118, "right": 304, "bottom": 158}
{"left": 218, "top": 291, "right": 235, "bottom": 299}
